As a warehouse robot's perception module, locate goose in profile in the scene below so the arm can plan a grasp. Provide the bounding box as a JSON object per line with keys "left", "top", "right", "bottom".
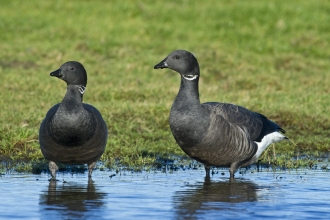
{"left": 39, "top": 61, "right": 108, "bottom": 180}
{"left": 154, "top": 50, "right": 287, "bottom": 179}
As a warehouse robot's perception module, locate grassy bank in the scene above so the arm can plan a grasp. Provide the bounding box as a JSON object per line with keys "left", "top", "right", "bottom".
{"left": 0, "top": 0, "right": 329, "bottom": 172}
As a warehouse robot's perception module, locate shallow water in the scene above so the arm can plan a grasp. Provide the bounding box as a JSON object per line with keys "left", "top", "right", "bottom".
{"left": 1, "top": 167, "right": 330, "bottom": 220}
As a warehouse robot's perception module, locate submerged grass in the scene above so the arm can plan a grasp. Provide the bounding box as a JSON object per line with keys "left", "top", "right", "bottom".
{"left": 0, "top": 0, "right": 329, "bottom": 173}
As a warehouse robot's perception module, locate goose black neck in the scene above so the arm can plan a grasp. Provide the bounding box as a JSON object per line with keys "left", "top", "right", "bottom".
{"left": 175, "top": 76, "right": 200, "bottom": 107}
{"left": 61, "top": 84, "right": 84, "bottom": 109}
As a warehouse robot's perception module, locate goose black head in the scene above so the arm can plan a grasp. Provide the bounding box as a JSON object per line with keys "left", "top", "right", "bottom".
{"left": 50, "top": 61, "right": 87, "bottom": 87}
{"left": 154, "top": 50, "right": 200, "bottom": 81}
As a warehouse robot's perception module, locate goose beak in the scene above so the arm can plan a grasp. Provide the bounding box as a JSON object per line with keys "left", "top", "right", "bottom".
{"left": 154, "top": 59, "right": 168, "bottom": 69}
{"left": 50, "top": 69, "right": 62, "bottom": 78}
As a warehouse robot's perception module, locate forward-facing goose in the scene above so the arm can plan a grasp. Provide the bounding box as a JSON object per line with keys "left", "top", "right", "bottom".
{"left": 154, "top": 50, "right": 287, "bottom": 179}
{"left": 39, "top": 61, "right": 108, "bottom": 180}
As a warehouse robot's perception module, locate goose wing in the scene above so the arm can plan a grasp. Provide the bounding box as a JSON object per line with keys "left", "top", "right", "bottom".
{"left": 203, "top": 102, "right": 274, "bottom": 142}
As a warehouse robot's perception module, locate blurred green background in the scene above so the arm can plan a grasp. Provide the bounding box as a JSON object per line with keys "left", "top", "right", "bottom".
{"left": 0, "top": 0, "right": 329, "bottom": 171}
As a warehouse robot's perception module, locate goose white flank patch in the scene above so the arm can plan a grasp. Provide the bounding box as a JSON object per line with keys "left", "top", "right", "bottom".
{"left": 154, "top": 50, "right": 288, "bottom": 179}
{"left": 39, "top": 61, "right": 108, "bottom": 180}
{"left": 254, "top": 132, "right": 286, "bottom": 159}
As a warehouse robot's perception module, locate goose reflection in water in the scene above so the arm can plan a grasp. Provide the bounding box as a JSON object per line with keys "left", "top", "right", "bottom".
{"left": 173, "top": 177, "right": 264, "bottom": 218}
{"left": 39, "top": 179, "right": 107, "bottom": 219}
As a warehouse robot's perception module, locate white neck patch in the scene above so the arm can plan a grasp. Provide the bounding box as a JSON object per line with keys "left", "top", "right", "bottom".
{"left": 183, "top": 75, "right": 198, "bottom": 81}
{"left": 75, "top": 85, "right": 86, "bottom": 94}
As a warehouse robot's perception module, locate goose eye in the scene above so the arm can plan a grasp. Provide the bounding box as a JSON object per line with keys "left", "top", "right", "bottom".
{"left": 175, "top": 55, "right": 180, "bottom": 59}
{"left": 69, "top": 67, "right": 75, "bottom": 71}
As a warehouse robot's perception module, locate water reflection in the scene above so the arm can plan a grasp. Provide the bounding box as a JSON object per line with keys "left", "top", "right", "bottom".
{"left": 39, "top": 179, "right": 107, "bottom": 219}
{"left": 173, "top": 177, "right": 260, "bottom": 218}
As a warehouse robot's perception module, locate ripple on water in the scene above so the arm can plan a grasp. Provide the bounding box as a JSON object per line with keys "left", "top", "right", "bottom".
{"left": 0, "top": 168, "right": 330, "bottom": 219}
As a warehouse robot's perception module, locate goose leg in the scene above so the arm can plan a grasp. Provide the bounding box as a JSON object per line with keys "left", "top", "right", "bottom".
{"left": 49, "top": 161, "right": 58, "bottom": 181}
{"left": 204, "top": 175, "right": 211, "bottom": 183}
{"left": 229, "top": 162, "right": 240, "bottom": 180}
{"left": 88, "top": 161, "right": 96, "bottom": 178}
{"left": 204, "top": 164, "right": 211, "bottom": 177}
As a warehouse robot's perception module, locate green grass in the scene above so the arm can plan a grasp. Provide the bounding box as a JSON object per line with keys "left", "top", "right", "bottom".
{"left": 0, "top": 0, "right": 329, "bottom": 172}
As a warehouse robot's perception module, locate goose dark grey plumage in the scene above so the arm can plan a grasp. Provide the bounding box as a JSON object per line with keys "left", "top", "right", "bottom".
{"left": 154, "top": 50, "right": 287, "bottom": 179}
{"left": 39, "top": 61, "right": 108, "bottom": 180}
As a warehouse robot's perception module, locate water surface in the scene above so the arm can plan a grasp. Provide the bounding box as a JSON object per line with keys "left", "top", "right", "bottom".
{"left": 1, "top": 167, "right": 330, "bottom": 219}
